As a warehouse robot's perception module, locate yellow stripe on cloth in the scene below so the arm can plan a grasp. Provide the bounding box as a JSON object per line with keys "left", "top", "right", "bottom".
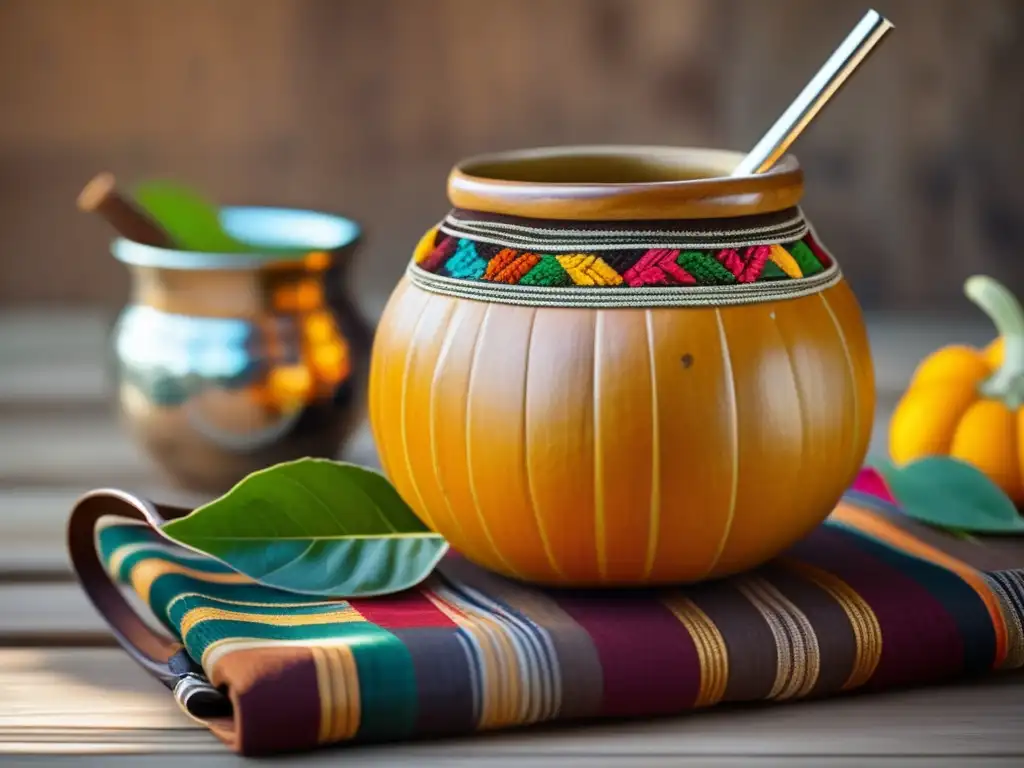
{"left": 166, "top": 592, "right": 350, "bottom": 614}
{"left": 128, "top": 558, "right": 251, "bottom": 604}
{"left": 200, "top": 636, "right": 365, "bottom": 673}
{"left": 179, "top": 605, "right": 362, "bottom": 641}
{"left": 769, "top": 245, "right": 803, "bottom": 278}
{"left": 108, "top": 542, "right": 212, "bottom": 580}
{"left": 311, "top": 644, "right": 362, "bottom": 743}
{"left": 663, "top": 595, "right": 729, "bottom": 707}
{"left": 781, "top": 558, "right": 882, "bottom": 691}
{"left": 425, "top": 590, "right": 525, "bottom": 730}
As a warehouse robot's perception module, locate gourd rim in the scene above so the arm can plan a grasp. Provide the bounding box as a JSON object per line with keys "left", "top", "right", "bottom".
{"left": 448, "top": 145, "right": 805, "bottom": 221}
{"left": 111, "top": 206, "right": 361, "bottom": 271}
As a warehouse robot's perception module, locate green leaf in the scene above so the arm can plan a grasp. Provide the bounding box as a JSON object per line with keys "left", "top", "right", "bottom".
{"left": 132, "top": 181, "right": 251, "bottom": 253}
{"left": 875, "top": 456, "right": 1024, "bottom": 534}
{"left": 160, "top": 458, "right": 449, "bottom": 597}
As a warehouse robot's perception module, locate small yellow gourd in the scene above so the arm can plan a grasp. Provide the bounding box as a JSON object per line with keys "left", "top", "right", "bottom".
{"left": 889, "top": 275, "right": 1024, "bottom": 503}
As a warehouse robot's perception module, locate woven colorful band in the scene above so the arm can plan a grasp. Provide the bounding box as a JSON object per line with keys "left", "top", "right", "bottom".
{"left": 407, "top": 208, "right": 842, "bottom": 308}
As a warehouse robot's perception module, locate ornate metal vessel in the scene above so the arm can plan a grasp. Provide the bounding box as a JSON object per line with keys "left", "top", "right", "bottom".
{"left": 110, "top": 206, "right": 370, "bottom": 493}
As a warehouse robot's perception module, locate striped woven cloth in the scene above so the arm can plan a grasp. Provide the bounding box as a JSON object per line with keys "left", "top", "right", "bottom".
{"left": 94, "top": 469, "right": 1024, "bottom": 755}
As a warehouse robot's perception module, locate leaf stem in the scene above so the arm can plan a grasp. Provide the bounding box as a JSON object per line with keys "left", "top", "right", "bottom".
{"left": 964, "top": 275, "right": 1024, "bottom": 410}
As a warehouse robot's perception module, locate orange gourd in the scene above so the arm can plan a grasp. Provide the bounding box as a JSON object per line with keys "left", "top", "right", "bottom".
{"left": 889, "top": 275, "right": 1024, "bottom": 504}
{"left": 369, "top": 146, "right": 876, "bottom": 586}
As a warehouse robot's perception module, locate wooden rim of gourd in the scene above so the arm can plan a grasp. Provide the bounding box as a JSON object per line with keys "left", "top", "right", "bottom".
{"left": 447, "top": 145, "right": 805, "bottom": 221}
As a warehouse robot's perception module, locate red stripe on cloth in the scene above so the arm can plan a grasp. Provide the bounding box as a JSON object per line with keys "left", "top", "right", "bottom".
{"left": 553, "top": 596, "right": 701, "bottom": 716}
{"left": 348, "top": 588, "right": 457, "bottom": 630}
{"left": 850, "top": 467, "right": 898, "bottom": 505}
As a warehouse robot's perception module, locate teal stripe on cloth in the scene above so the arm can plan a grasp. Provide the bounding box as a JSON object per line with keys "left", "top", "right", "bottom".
{"left": 147, "top": 573, "right": 328, "bottom": 613}
{"left": 104, "top": 527, "right": 424, "bottom": 743}
{"left": 97, "top": 523, "right": 148, "bottom": 565}
{"left": 350, "top": 631, "right": 419, "bottom": 742}
{"left": 98, "top": 523, "right": 235, "bottom": 577}
{"left": 174, "top": 613, "right": 420, "bottom": 742}
{"left": 182, "top": 619, "right": 372, "bottom": 662}
{"left": 115, "top": 545, "right": 235, "bottom": 578}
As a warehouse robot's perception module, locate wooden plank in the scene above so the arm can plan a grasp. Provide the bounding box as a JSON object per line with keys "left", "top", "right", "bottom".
{"left": 0, "top": 409, "right": 379, "bottom": 488}
{"left": 0, "top": 310, "right": 111, "bottom": 406}
{"left": 0, "top": 411, "right": 151, "bottom": 488}
{"left": 0, "top": 364, "right": 108, "bottom": 408}
{"left": 5, "top": 755, "right": 1022, "bottom": 768}
{"left": 0, "top": 650, "right": 202, "bottom": 735}
{"left": 0, "top": 583, "right": 170, "bottom": 645}
{"left": 0, "top": 584, "right": 109, "bottom": 640}
{"left": 2, "top": 649, "right": 1022, "bottom": 761}
{"left": 0, "top": 490, "right": 77, "bottom": 575}
{"left": 0, "top": 310, "right": 111, "bottom": 362}
{"left": 0, "top": 487, "right": 215, "bottom": 579}
{"left": 0, "top": 413, "right": 375, "bottom": 578}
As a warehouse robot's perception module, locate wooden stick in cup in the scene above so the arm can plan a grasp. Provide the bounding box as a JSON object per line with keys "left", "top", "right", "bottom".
{"left": 732, "top": 9, "right": 894, "bottom": 177}
{"left": 77, "top": 172, "right": 175, "bottom": 248}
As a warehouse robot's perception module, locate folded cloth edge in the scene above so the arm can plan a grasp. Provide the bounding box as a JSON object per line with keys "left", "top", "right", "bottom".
{"left": 67, "top": 469, "right": 1024, "bottom": 756}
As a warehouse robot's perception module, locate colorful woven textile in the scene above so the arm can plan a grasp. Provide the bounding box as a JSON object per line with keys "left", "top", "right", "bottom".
{"left": 411, "top": 207, "right": 834, "bottom": 288}
{"left": 84, "top": 469, "right": 1024, "bottom": 756}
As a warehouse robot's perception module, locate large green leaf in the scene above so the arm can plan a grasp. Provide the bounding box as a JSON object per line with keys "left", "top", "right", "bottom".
{"left": 132, "top": 181, "right": 251, "bottom": 253}
{"left": 875, "top": 456, "right": 1024, "bottom": 534}
{"left": 160, "top": 458, "right": 449, "bottom": 597}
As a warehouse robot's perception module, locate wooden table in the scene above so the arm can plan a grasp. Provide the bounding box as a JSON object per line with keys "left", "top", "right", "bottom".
{"left": 2, "top": 308, "right": 1021, "bottom": 766}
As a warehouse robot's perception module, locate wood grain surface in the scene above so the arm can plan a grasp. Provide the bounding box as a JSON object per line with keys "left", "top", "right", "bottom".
{"left": 1, "top": 648, "right": 1022, "bottom": 764}
{"left": 0, "top": 310, "right": 1021, "bottom": 762}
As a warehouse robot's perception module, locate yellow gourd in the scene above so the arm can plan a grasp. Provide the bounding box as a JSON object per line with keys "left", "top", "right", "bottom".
{"left": 370, "top": 274, "right": 874, "bottom": 586}
{"left": 370, "top": 145, "right": 877, "bottom": 587}
{"left": 889, "top": 275, "right": 1024, "bottom": 504}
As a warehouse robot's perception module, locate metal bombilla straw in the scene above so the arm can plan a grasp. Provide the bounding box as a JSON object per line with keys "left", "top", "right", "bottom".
{"left": 731, "top": 9, "right": 894, "bottom": 177}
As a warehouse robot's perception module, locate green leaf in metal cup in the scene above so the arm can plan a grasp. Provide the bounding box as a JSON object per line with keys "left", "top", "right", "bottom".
{"left": 875, "top": 456, "right": 1024, "bottom": 534}
{"left": 160, "top": 458, "right": 449, "bottom": 597}
{"left": 132, "top": 181, "right": 252, "bottom": 253}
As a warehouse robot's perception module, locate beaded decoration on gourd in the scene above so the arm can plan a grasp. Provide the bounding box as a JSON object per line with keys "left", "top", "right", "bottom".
{"left": 413, "top": 224, "right": 832, "bottom": 289}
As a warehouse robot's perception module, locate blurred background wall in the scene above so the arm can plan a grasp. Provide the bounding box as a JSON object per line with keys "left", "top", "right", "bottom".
{"left": 1, "top": 0, "right": 1022, "bottom": 318}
